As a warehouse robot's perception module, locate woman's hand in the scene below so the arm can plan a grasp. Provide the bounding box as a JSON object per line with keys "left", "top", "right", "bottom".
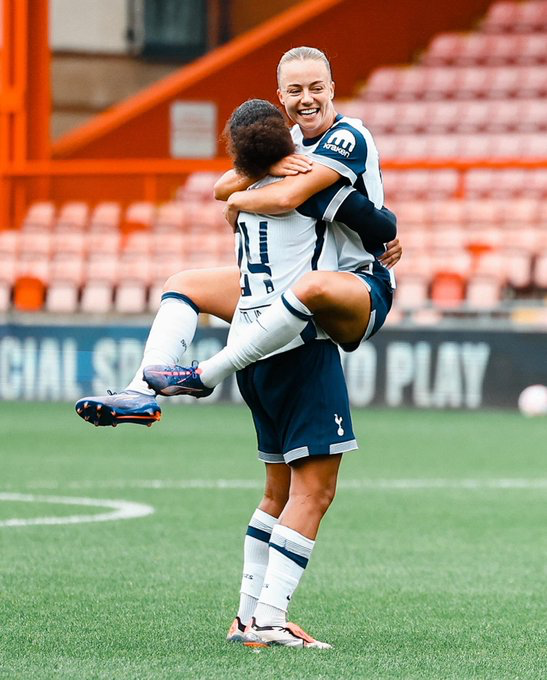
{"left": 223, "top": 202, "right": 240, "bottom": 232}
{"left": 269, "top": 154, "right": 313, "bottom": 177}
{"left": 379, "top": 238, "right": 402, "bottom": 269}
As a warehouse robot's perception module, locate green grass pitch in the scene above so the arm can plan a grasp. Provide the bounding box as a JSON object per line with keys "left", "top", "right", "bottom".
{"left": 1, "top": 402, "right": 546, "bottom": 679}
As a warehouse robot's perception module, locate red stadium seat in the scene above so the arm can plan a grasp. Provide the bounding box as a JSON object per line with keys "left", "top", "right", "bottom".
{"left": 430, "top": 271, "right": 466, "bottom": 308}
{"left": 13, "top": 276, "right": 46, "bottom": 312}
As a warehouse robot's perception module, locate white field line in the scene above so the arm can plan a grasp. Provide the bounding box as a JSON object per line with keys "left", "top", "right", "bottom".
{"left": 11, "top": 478, "right": 547, "bottom": 491}
{"left": 0, "top": 493, "right": 154, "bottom": 528}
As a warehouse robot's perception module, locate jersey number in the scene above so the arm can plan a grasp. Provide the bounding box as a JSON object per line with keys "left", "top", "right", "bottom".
{"left": 238, "top": 220, "right": 274, "bottom": 297}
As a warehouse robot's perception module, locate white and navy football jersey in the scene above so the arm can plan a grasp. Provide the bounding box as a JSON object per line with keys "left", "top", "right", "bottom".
{"left": 291, "top": 114, "right": 395, "bottom": 287}
{"left": 228, "top": 176, "right": 339, "bottom": 356}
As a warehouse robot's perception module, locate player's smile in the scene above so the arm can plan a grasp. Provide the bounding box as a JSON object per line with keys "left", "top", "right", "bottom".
{"left": 277, "top": 59, "right": 336, "bottom": 139}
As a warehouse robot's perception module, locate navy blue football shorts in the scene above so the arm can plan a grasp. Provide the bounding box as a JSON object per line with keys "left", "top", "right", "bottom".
{"left": 236, "top": 340, "right": 358, "bottom": 465}
{"left": 340, "top": 264, "right": 394, "bottom": 352}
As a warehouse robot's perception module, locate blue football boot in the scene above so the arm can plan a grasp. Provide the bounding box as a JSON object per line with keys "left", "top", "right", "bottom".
{"left": 143, "top": 361, "right": 214, "bottom": 398}
{"left": 75, "top": 390, "right": 161, "bottom": 427}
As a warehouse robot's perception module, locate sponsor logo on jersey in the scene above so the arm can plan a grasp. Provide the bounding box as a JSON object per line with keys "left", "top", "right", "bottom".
{"left": 323, "top": 130, "right": 356, "bottom": 158}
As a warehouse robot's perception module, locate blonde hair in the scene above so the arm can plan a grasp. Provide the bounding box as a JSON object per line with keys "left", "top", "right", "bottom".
{"left": 277, "top": 46, "right": 332, "bottom": 85}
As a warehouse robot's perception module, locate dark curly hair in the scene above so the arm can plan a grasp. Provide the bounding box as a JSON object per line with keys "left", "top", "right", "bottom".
{"left": 223, "top": 99, "right": 295, "bottom": 178}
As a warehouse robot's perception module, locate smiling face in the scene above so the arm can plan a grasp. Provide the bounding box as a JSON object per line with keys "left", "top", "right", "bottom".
{"left": 277, "top": 58, "right": 336, "bottom": 139}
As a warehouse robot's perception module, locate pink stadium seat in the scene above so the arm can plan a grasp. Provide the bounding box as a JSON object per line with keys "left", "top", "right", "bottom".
{"left": 122, "top": 231, "right": 152, "bottom": 256}
{"left": 430, "top": 226, "right": 467, "bottom": 251}
{"left": 504, "top": 250, "right": 532, "bottom": 288}
{"left": 393, "top": 274, "right": 429, "bottom": 311}
{"left": 85, "top": 254, "right": 119, "bottom": 283}
{"left": 114, "top": 281, "right": 148, "bottom": 314}
{"left": 0, "top": 280, "right": 11, "bottom": 312}
{"left": 482, "top": 0, "right": 547, "bottom": 33}
{"left": 117, "top": 254, "right": 152, "bottom": 284}
{"left": 0, "top": 230, "right": 19, "bottom": 256}
{"left": 153, "top": 201, "right": 186, "bottom": 232}
{"left": 49, "top": 254, "right": 85, "bottom": 284}
{"left": 150, "top": 254, "right": 184, "bottom": 283}
{"left": 51, "top": 231, "right": 86, "bottom": 257}
{"left": 0, "top": 253, "right": 16, "bottom": 284}
{"left": 148, "top": 282, "right": 164, "bottom": 311}
{"left": 18, "top": 231, "right": 51, "bottom": 257}
{"left": 86, "top": 231, "right": 121, "bottom": 256}
{"left": 184, "top": 200, "right": 226, "bottom": 234}
{"left": 56, "top": 202, "right": 89, "bottom": 231}
{"left": 429, "top": 200, "right": 466, "bottom": 225}
{"left": 124, "top": 201, "right": 155, "bottom": 231}
{"left": 21, "top": 202, "right": 56, "bottom": 231}
{"left": 16, "top": 254, "right": 50, "bottom": 282}
{"left": 472, "top": 252, "right": 506, "bottom": 280}
{"left": 177, "top": 172, "right": 222, "bottom": 202}
{"left": 360, "top": 67, "right": 403, "bottom": 99}
{"left": 466, "top": 275, "right": 503, "bottom": 308}
{"left": 533, "top": 251, "right": 547, "bottom": 287}
{"left": 80, "top": 281, "right": 114, "bottom": 313}
{"left": 89, "top": 202, "right": 121, "bottom": 231}
{"left": 46, "top": 281, "right": 79, "bottom": 314}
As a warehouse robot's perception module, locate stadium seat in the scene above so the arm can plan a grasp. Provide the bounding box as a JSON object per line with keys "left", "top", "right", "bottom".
{"left": 430, "top": 271, "right": 466, "bottom": 308}
{"left": 18, "top": 231, "right": 51, "bottom": 257}
{"left": 0, "top": 280, "right": 10, "bottom": 312}
{"left": 533, "top": 251, "right": 547, "bottom": 288}
{"left": 117, "top": 254, "right": 152, "bottom": 284}
{"left": 123, "top": 201, "right": 155, "bottom": 231}
{"left": 49, "top": 254, "right": 85, "bottom": 284}
{"left": 114, "top": 281, "right": 148, "bottom": 313}
{"left": 86, "top": 231, "right": 121, "bottom": 256}
{"left": 482, "top": 0, "right": 547, "bottom": 33}
{"left": 45, "top": 281, "right": 79, "bottom": 314}
{"left": 147, "top": 281, "right": 164, "bottom": 311}
{"left": 89, "top": 202, "right": 121, "bottom": 231}
{"left": 85, "top": 254, "right": 119, "bottom": 283}
{"left": 16, "top": 254, "right": 50, "bottom": 282}
{"left": 122, "top": 231, "right": 153, "bottom": 256}
{"left": 154, "top": 201, "right": 186, "bottom": 232}
{"left": 176, "top": 171, "right": 222, "bottom": 201}
{"left": 0, "top": 230, "right": 19, "bottom": 256}
{"left": 466, "top": 275, "right": 503, "bottom": 308}
{"left": 0, "top": 253, "right": 16, "bottom": 285}
{"left": 504, "top": 250, "right": 532, "bottom": 288}
{"left": 51, "top": 231, "right": 86, "bottom": 257}
{"left": 56, "top": 202, "right": 89, "bottom": 231}
{"left": 80, "top": 281, "right": 114, "bottom": 313}
{"left": 13, "top": 276, "right": 46, "bottom": 312}
{"left": 392, "top": 274, "right": 429, "bottom": 311}
{"left": 21, "top": 202, "right": 56, "bottom": 231}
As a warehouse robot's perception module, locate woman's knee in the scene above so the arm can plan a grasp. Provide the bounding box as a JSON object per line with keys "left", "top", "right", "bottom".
{"left": 292, "top": 271, "right": 331, "bottom": 311}
{"left": 162, "top": 269, "right": 195, "bottom": 295}
{"left": 291, "top": 485, "right": 336, "bottom": 518}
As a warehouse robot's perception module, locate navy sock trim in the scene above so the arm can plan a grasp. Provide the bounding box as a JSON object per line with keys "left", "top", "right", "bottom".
{"left": 269, "top": 541, "right": 309, "bottom": 569}
{"left": 161, "top": 291, "right": 200, "bottom": 315}
{"left": 246, "top": 525, "right": 272, "bottom": 543}
{"left": 281, "top": 293, "right": 312, "bottom": 322}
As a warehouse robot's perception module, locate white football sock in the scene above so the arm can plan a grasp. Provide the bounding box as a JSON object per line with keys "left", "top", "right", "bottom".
{"left": 198, "top": 289, "right": 313, "bottom": 388}
{"left": 253, "top": 524, "right": 315, "bottom": 627}
{"left": 125, "top": 293, "right": 199, "bottom": 395}
{"left": 237, "top": 508, "right": 278, "bottom": 626}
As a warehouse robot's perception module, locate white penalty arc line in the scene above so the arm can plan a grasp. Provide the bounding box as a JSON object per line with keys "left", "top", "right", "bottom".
{"left": 16, "top": 478, "right": 547, "bottom": 491}
{"left": 0, "top": 493, "right": 155, "bottom": 528}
